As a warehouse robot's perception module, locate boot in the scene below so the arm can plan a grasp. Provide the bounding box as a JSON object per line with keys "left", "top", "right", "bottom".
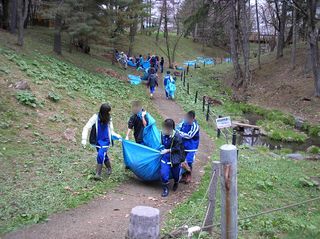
{"left": 94, "top": 164, "right": 103, "bottom": 180}
{"left": 161, "top": 185, "right": 169, "bottom": 197}
{"left": 104, "top": 160, "right": 112, "bottom": 175}
{"left": 180, "top": 173, "right": 187, "bottom": 184}
{"left": 172, "top": 182, "right": 179, "bottom": 192}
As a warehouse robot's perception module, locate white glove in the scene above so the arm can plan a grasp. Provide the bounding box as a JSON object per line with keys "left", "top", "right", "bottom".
{"left": 160, "top": 149, "right": 170, "bottom": 155}
{"left": 125, "top": 135, "right": 129, "bottom": 140}
{"left": 81, "top": 140, "right": 86, "bottom": 148}
{"left": 141, "top": 111, "right": 147, "bottom": 117}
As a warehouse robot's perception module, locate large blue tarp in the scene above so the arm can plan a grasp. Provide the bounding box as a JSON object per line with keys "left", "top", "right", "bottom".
{"left": 128, "top": 60, "right": 136, "bottom": 67}
{"left": 122, "top": 140, "right": 161, "bottom": 181}
{"left": 142, "top": 60, "right": 150, "bottom": 69}
{"left": 128, "top": 74, "right": 142, "bottom": 85}
{"left": 140, "top": 112, "right": 162, "bottom": 149}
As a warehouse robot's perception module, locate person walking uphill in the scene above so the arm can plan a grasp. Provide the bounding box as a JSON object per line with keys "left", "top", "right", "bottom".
{"left": 82, "top": 103, "right": 121, "bottom": 180}
{"left": 147, "top": 67, "right": 159, "bottom": 99}
{"left": 126, "top": 101, "right": 148, "bottom": 144}
{"left": 160, "top": 119, "right": 184, "bottom": 197}
{"left": 176, "top": 110, "right": 200, "bottom": 184}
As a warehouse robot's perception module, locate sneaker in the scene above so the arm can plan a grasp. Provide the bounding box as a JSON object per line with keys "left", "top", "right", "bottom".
{"left": 161, "top": 185, "right": 169, "bottom": 197}
{"left": 172, "top": 182, "right": 179, "bottom": 191}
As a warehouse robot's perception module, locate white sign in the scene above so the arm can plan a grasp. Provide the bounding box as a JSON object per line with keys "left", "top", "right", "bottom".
{"left": 216, "top": 116, "right": 232, "bottom": 129}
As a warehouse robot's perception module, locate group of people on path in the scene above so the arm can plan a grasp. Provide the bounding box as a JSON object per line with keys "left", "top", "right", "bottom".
{"left": 146, "top": 70, "right": 176, "bottom": 99}
{"left": 115, "top": 50, "right": 165, "bottom": 73}
{"left": 82, "top": 101, "right": 200, "bottom": 197}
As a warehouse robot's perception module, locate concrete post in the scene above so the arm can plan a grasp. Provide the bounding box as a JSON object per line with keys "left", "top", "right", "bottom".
{"left": 127, "top": 206, "right": 160, "bottom": 239}
{"left": 220, "top": 144, "right": 238, "bottom": 239}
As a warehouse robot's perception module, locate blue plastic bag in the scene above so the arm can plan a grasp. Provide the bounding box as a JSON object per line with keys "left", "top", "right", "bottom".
{"left": 142, "top": 61, "right": 150, "bottom": 69}
{"left": 128, "top": 60, "right": 136, "bottom": 67}
{"left": 128, "top": 74, "right": 142, "bottom": 85}
{"left": 166, "top": 80, "right": 176, "bottom": 99}
{"left": 139, "top": 112, "right": 162, "bottom": 149}
{"left": 122, "top": 140, "right": 161, "bottom": 181}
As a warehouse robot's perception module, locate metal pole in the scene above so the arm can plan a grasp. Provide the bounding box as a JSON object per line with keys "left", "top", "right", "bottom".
{"left": 203, "top": 161, "right": 220, "bottom": 235}
{"left": 217, "top": 115, "right": 222, "bottom": 138}
{"left": 220, "top": 144, "right": 238, "bottom": 239}
{"left": 232, "top": 130, "right": 237, "bottom": 146}
{"left": 206, "top": 103, "right": 210, "bottom": 121}
{"left": 195, "top": 91, "right": 198, "bottom": 103}
{"left": 202, "top": 96, "right": 205, "bottom": 112}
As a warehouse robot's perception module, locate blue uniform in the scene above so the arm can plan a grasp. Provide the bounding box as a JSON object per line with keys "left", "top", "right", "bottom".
{"left": 160, "top": 134, "right": 181, "bottom": 185}
{"left": 96, "top": 118, "right": 110, "bottom": 164}
{"left": 164, "top": 75, "right": 171, "bottom": 98}
{"left": 176, "top": 120, "right": 200, "bottom": 169}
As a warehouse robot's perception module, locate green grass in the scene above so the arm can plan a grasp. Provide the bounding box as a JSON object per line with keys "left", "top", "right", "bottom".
{"left": 162, "top": 64, "right": 320, "bottom": 238}
{"left": 0, "top": 29, "right": 165, "bottom": 234}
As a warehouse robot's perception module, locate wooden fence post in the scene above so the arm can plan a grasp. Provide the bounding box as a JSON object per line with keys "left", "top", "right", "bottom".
{"left": 194, "top": 62, "right": 197, "bottom": 69}
{"left": 180, "top": 73, "right": 183, "bottom": 81}
{"left": 220, "top": 144, "right": 238, "bottom": 239}
{"left": 206, "top": 103, "right": 210, "bottom": 121}
{"left": 127, "top": 206, "right": 160, "bottom": 239}
{"left": 195, "top": 91, "right": 198, "bottom": 103}
{"left": 204, "top": 61, "right": 206, "bottom": 67}
{"left": 202, "top": 96, "right": 205, "bottom": 112}
{"left": 187, "top": 82, "right": 190, "bottom": 94}
{"left": 187, "top": 64, "right": 189, "bottom": 75}
{"left": 203, "top": 161, "right": 220, "bottom": 234}
{"left": 232, "top": 130, "right": 237, "bottom": 146}
{"left": 183, "top": 75, "right": 186, "bottom": 87}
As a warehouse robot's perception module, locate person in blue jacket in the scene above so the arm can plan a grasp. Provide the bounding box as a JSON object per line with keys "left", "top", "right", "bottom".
{"left": 176, "top": 110, "right": 200, "bottom": 184}
{"left": 163, "top": 71, "right": 173, "bottom": 99}
{"left": 82, "top": 103, "right": 121, "bottom": 180}
{"left": 160, "top": 119, "right": 184, "bottom": 197}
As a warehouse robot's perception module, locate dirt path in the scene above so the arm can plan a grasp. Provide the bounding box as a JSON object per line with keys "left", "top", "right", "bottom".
{"left": 4, "top": 82, "right": 214, "bottom": 239}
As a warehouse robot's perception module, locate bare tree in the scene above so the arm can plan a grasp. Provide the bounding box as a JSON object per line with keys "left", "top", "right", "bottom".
{"left": 291, "top": 6, "right": 297, "bottom": 69}
{"left": 275, "top": 0, "right": 287, "bottom": 58}
{"left": 17, "top": 0, "right": 29, "bottom": 46}
{"left": 255, "top": 0, "right": 261, "bottom": 69}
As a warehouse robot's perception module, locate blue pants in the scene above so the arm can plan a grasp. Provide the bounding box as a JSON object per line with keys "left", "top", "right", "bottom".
{"left": 96, "top": 147, "right": 109, "bottom": 164}
{"left": 185, "top": 151, "right": 196, "bottom": 170}
{"left": 165, "top": 90, "right": 169, "bottom": 98}
{"left": 150, "top": 86, "right": 155, "bottom": 94}
{"left": 161, "top": 154, "right": 180, "bottom": 184}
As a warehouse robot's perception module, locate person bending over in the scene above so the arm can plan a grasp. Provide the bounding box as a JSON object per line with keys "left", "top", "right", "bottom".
{"left": 176, "top": 110, "right": 200, "bottom": 184}
{"left": 160, "top": 119, "right": 184, "bottom": 197}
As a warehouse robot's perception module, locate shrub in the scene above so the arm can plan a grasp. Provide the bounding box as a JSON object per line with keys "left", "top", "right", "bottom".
{"left": 48, "top": 92, "right": 61, "bottom": 102}
{"left": 15, "top": 91, "right": 42, "bottom": 108}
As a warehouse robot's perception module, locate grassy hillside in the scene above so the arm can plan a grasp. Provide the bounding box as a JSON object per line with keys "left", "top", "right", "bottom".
{"left": 162, "top": 60, "right": 320, "bottom": 239}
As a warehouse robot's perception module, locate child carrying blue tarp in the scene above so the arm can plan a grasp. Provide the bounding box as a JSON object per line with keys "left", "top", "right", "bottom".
{"left": 160, "top": 119, "right": 184, "bottom": 197}
{"left": 82, "top": 103, "right": 122, "bottom": 180}
{"left": 164, "top": 71, "right": 176, "bottom": 100}
{"left": 176, "top": 110, "right": 200, "bottom": 184}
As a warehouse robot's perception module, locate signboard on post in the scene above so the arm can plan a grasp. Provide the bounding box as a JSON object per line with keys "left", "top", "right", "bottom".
{"left": 216, "top": 116, "right": 232, "bottom": 129}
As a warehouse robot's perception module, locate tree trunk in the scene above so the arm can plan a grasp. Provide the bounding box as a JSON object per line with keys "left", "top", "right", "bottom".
{"left": 8, "top": 0, "right": 18, "bottom": 33}
{"left": 276, "top": 0, "right": 287, "bottom": 59}
{"left": 255, "top": 0, "right": 261, "bottom": 69}
{"left": 17, "top": 0, "right": 28, "bottom": 46}
{"left": 307, "top": 0, "right": 320, "bottom": 96}
{"left": 291, "top": 6, "right": 297, "bottom": 69}
{"left": 53, "top": 13, "right": 62, "bottom": 55}
{"left": 156, "top": 1, "right": 164, "bottom": 42}
{"left": 163, "top": 0, "right": 172, "bottom": 68}
{"left": 128, "top": 20, "right": 138, "bottom": 56}
{"left": 240, "top": 0, "right": 251, "bottom": 87}
{"left": 1, "top": 0, "right": 10, "bottom": 29}
{"left": 228, "top": 0, "right": 243, "bottom": 86}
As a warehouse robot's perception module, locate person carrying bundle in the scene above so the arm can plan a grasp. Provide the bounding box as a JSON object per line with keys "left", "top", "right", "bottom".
{"left": 81, "top": 103, "right": 122, "bottom": 180}
{"left": 164, "top": 71, "right": 176, "bottom": 99}
{"left": 160, "top": 119, "right": 184, "bottom": 197}
{"left": 176, "top": 110, "right": 200, "bottom": 184}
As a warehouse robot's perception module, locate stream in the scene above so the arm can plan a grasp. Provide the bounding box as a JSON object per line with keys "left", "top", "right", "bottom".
{"left": 235, "top": 113, "right": 320, "bottom": 152}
